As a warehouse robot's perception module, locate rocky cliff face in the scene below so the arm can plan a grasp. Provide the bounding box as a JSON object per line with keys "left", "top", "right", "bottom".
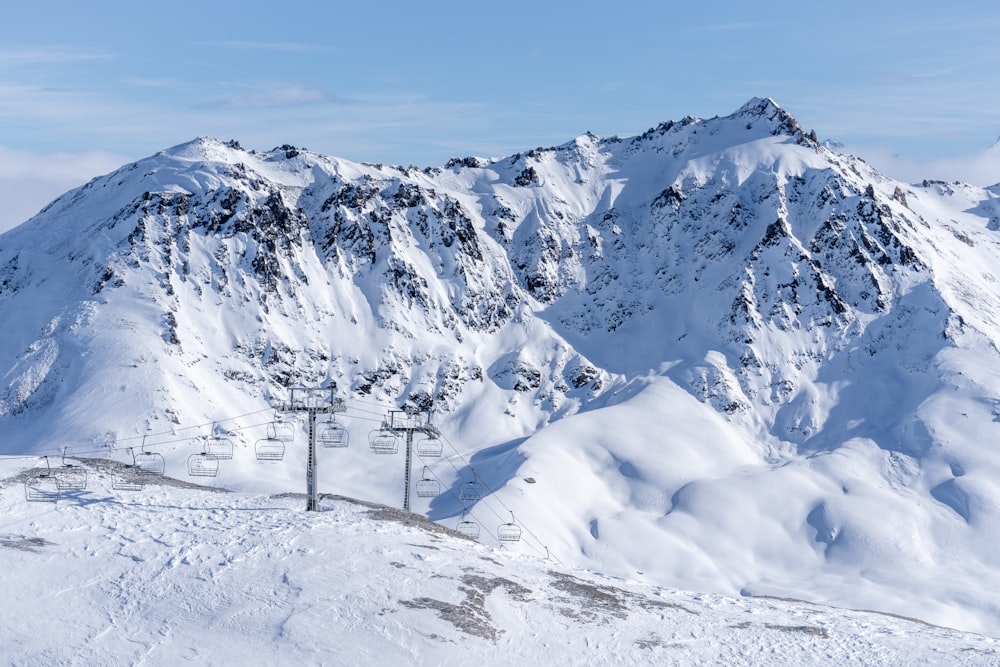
{"left": 1, "top": 98, "right": 997, "bottom": 453}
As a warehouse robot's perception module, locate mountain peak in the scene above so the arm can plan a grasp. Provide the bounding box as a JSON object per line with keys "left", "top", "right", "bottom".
{"left": 731, "top": 96, "right": 802, "bottom": 136}
{"left": 157, "top": 136, "right": 246, "bottom": 163}
{"left": 734, "top": 96, "right": 783, "bottom": 116}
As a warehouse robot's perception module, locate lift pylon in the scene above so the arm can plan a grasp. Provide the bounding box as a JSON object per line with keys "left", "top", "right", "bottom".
{"left": 274, "top": 387, "right": 346, "bottom": 512}
{"left": 384, "top": 409, "right": 441, "bottom": 512}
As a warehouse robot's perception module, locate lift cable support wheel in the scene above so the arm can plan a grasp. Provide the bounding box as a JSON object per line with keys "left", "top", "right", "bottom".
{"left": 24, "top": 456, "right": 60, "bottom": 503}
{"left": 274, "top": 387, "right": 347, "bottom": 512}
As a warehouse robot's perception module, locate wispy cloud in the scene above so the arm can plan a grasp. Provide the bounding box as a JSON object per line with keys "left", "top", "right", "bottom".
{"left": 197, "top": 82, "right": 354, "bottom": 110}
{"left": 0, "top": 145, "right": 128, "bottom": 232}
{"left": 845, "top": 143, "right": 1000, "bottom": 188}
{"left": 706, "top": 22, "right": 772, "bottom": 32}
{"left": 122, "top": 77, "right": 179, "bottom": 89}
{"left": 0, "top": 47, "right": 113, "bottom": 66}
{"left": 203, "top": 40, "right": 331, "bottom": 54}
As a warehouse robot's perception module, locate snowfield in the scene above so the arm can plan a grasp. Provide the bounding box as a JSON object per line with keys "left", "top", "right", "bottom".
{"left": 4, "top": 98, "right": 1000, "bottom": 657}
{"left": 1, "top": 458, "right": 998, "bottom": 666}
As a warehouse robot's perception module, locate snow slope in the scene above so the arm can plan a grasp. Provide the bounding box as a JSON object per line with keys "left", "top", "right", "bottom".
{"left": 1, "top": 459, "right": 997, "bottom": 666}
{"left": 3, "top": 98, "right": 1000, "bottom": 637}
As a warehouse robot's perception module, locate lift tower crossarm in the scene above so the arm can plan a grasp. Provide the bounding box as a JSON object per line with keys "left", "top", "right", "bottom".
{"left": 275, "top": 387, "right": 346, "bottom": 512}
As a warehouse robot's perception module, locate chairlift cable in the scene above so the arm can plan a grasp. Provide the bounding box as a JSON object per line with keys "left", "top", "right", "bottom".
{"left": 432, "top": 433, "right": 559, "bottom": 562}
{"left": 412, "top": 464, "right": 547, "bottom": 556}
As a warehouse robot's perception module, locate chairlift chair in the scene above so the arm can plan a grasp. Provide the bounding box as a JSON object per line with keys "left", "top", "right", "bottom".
{"left": 415, "top": 467, "right": 440, "bottom": 498}
{"left": 55, "top": 466, "right": 88, "bottom": 491}
{"left": 267, "top": 419, "right": 295, "bottom": 442}
{"left": 497, "top": 512, "right": 522, "bottom": 543}
{"left": 111, "top": 465, "right": 145, "bottom": 491}
{"left": 318, "top": 418, "right": 349, "bottom": 448}
{"left": 55, "top": 450, "right": 88, "bottom": 491}
{"left": 456, "top": 515, "right": 480, "bottom": 541}
{"left": 205, "top": 436, "right": 234, "bottom": 460}
{"left": 188, "top": 452, "right": 220, "bottom": 477}
{"left": 134, "top": 450, "right": 165, "bottom": 477}
{"left": 25, "top": 475, "right": 60, "bottom": 502}
{"left": 24, "top": 458, "right": 59, "bottom": 502}
{"left": 459, "top": 478, "right": 485, "bottom": 503}
{"left": 369, "top": 428, "right": 399, "bottom": 455}
{"left": 416, "top": 436, "right": 443, "bottom": 458}
{"left": 255, "top": 438, "right": 286, "bottom": 462}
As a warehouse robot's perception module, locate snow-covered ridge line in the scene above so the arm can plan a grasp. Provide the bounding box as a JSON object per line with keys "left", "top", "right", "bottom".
{"left": 3, "top": 98, "right": 1000, "bottom": 636}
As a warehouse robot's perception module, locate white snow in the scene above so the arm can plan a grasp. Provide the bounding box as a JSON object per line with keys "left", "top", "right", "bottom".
{"left": 4, "top": 98, "right": 1000, "bottom": 659}
{"left": 1, "top": 458, "right": 997, "bottom": 666}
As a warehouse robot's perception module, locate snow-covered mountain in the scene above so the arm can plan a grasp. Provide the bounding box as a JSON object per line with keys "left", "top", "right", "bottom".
{"left": 4, "top": 97, "right": 1000, "bottom": 636}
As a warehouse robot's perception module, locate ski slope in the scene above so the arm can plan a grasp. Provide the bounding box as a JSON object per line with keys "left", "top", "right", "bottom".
{"left": 1, "top": 458, "right": 997, "bottom": 666}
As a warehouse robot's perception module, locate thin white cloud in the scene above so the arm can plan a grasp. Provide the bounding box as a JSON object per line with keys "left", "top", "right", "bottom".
{"left": 706, "top": 22, "right": 773, "bottom": 31}
{"left": 0, "top": 146, "right": 128, "bottom": 233}
{"left": 839, "top": 142, "right": 1000, "bottom": 188}
{"left": 0, "top": 47, "right": 113, "bottom": 66}
{"left": 203, "top": 40, "right": 330, "bottom": 54}
{"left": 197, "top": 82, "right": 353, "bottom": 110}
{"left": 122, "top": 77, "right": 179, "bottom": 89}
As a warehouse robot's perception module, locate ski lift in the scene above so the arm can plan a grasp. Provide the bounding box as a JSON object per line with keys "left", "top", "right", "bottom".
{"left": 369, "top": 427, "right": 399, "bottom": 455}
{"left": 459, "top": 471, "right": 485, "bottom": 503}
{"left": 205, "top": 425, "right": 235, "bottom": 460}
{"left": 267, "top": 417, "right": 295, "bottom": 442}
{"left": 255, "top": 437, "right": 285, "bottom": 462}
{"left": 188, "top": 452, "right": 220, "bottom": 477}
{"left": 318, "top": 417, "right": 349, "bottom": 448}
{"left": 416, "top": 436, "right": 443, "bottom": 458}
{"left": 111, "top": 464, "right": 145, "bottom": 491}
{"left": 497, "top": 511, "right": 522, "bottom": 543}
{"left": 55, "top": 466, "right": 88, "bottom": 491}
{"left": 133, "top": 440, "right": 165, "bottom": 476}
{"left": 456, "top": 514, "right": 480, "bottom": 541}
{"left": 415, "top": 466, "right": 440, "bottom": 498}
{"left": 55, "top": 449, "right": 88, "bottom": 491}
{"left": 24, "top": 457, "right": 59, "bottom": 503}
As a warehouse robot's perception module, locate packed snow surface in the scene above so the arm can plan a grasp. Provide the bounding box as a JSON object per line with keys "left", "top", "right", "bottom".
{"left": 1, "top": 459, "right": 997, "bottom": 666}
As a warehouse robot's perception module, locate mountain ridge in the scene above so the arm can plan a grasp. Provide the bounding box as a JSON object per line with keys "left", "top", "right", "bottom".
{"left": 4, "top": 99, "right": 1000, "bottom": 634}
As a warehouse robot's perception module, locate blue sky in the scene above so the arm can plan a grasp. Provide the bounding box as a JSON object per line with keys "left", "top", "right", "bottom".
{"left": 2, "top": 0, "right": 999, "bottom": 230}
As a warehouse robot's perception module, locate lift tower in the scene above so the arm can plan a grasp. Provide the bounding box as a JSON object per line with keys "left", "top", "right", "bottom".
{"left": 385, "top": 409, "right": 440, "bottom": 512}
{"left": 276, "top": 387, "right": 346, "bottom": 512}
